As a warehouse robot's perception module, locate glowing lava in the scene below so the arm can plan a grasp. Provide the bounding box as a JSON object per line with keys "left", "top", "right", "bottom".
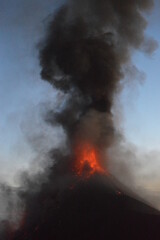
{"left": 75, "top": 142, "right": 106, "bottom": 177}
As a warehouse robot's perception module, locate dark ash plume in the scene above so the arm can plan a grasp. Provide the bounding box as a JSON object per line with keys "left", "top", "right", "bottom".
{"left": 39, "top": 0, "right": 156, "bottom": 150}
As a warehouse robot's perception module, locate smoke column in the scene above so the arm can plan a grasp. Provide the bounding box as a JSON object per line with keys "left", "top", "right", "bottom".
{"left": 6, "top": 0, "right": 159, "bottom": 240}
{"left": 39, "top": 0, "right": 156, "bottom": 158}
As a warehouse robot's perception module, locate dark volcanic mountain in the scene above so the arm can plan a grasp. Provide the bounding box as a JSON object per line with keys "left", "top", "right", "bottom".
{"left": 12, "top": 175, "right": 160, "bottom": 240}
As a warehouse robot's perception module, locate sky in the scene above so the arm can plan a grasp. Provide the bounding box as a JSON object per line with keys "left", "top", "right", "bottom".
{"left": 0, "top": 0, "right": 66, "bottom": 184}
{"left": 0, "top": 0, "right": 160, "bottom": 194}
{"left": 121, "top": 1, "right": 160, "bottom": 151}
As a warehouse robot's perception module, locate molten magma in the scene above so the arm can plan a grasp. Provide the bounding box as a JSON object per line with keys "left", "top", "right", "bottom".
{"left": 75, "top": 143, "right": 106, "bottom": 177}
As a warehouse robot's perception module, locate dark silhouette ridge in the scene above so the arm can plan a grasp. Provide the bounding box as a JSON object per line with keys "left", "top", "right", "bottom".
{"left": 12, "top": 175, "right": 160, "bottom": 240}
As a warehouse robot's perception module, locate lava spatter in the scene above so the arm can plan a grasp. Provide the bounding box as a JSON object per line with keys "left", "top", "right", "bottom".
{"left": 75, "top": 142, "right": 106, "bottom": 177}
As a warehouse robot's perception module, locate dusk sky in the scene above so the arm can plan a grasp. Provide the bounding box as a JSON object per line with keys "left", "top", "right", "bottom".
{"left": 0, "top": 0, "right": 160, "bottom": 197}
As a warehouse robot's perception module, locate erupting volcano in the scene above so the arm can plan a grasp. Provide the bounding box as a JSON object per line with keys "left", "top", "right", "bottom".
{"left": 2, "top": 0, "right": 160, "bottom": 240}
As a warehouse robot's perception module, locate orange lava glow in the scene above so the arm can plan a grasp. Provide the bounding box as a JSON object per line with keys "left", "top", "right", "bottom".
{"left": 75, "top": 143, "right": 106, "bottom": 177}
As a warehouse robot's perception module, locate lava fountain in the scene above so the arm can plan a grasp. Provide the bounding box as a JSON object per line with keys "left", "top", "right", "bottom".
{"left": 74, "top": 142, "right": 106, "bottom": 177}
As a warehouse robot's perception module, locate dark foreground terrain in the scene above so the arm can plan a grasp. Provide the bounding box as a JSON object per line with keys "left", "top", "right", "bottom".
{"left": 9, "top": 175, "right": 160, "bottom": 240}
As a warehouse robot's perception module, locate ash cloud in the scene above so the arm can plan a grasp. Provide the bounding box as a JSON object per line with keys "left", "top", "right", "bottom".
{"left": 39, "top": 0, "right": 156, "bottom": 154}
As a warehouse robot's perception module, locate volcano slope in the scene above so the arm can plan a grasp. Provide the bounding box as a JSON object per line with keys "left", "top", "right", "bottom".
{"left": 12, "top": 175, "right": 160, "bottom": 240}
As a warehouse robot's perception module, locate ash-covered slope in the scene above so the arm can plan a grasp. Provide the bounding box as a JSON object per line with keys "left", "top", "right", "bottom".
{"left": 12, "top": 175, "right": 160, "bottom": 240}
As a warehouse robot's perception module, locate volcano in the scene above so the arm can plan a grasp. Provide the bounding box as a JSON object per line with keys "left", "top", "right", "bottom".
{"left": 3, "top": 0, "right": 159, "bottom": 239}
{"left": 7, "top": 143, "right": 160, "bottom": 240}
{"left": 9, "top": 142, "right": 160, "bottom": 240}
{"left": 11, "top": 174, "right": 160, "bottom": 240}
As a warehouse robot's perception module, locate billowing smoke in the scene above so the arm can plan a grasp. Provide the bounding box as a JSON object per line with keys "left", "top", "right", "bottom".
{"left": 39, "top": 0, "right": 156, "bottom": 154}
{"left": 3, "top": 0, "right": 160, "bottom": 239}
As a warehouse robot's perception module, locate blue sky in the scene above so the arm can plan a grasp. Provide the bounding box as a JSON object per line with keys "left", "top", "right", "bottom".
{"left": 0, "top": 0, "right": 65, "bottom": 184}
{"left": 0, "top": 0, "right": 160, "bottom": 190}
{"left": 121, "top": 0, "right": 160, "bottom": 151}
